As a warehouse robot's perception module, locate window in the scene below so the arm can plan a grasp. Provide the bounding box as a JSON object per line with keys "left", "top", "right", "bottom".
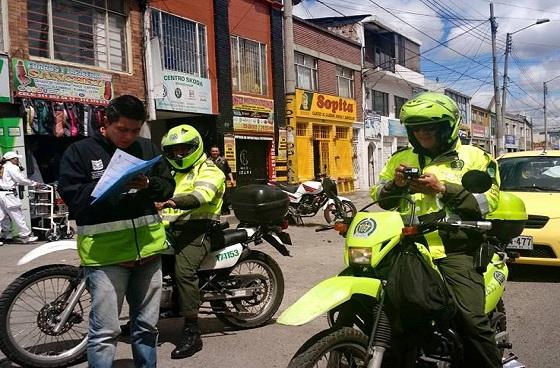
{"left": 336, "top": 127, "right": 348, "bottom": 139}
{"left": 313, "top": 125, "right": 330, "bottom": 139}
{"left": 394, "top": 96, "right": 407, "bottom": 118}
{"left": 27, "top": 0, "right": 128, "bottom": 71}
{"left": 295, "top": 52, "right": 317, "bottom": 91}
{"left": 398, "top": 35, "right": 406, "bottom": 66}
{"left": 231, "top": 35, "right": 267, "bottom": 95}
{"left": 296, "top": 123, "right": 307, "bottom": 136}
{"left": 336, "top": 66, "right": 354, "bottom": 98}
{"left": 372, "top": 90, "right": 389, "bottom": 116}
{"left": 151, "top": 10, "right": 207, "bottom": 77}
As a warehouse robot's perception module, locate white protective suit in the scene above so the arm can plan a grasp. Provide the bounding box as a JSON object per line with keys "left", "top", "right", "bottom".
{"left": 0, "top": 160, "right": 37, "bottom": 239}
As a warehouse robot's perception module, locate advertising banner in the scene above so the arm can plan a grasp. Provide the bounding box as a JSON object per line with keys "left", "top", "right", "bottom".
{"left": 224, "top": 135, "right": 236, "bottom": 173}
{"left": 232, "top": 94, "right": 274, "bottom": 134}
{"left": 388, "top": 118, "right": 407, "bottom": 137}
{"left": 505, "top": 134, "right": 517, "bottom": 149}
{"left": 155, "top": 70, "right": 211, "bottom": 114}
{"left": 471, "top": 123, "right": 486, "bottom": 138}
{"left": 294, "top": 89, "right": 356, "bottom": 123}
{"left": 364, "top": 110, "right": 382, "bottom": 139}
{"left": 12, "top": 58, "right": 112, "bottom": 105}
{"left": 0, "top": 55, "right": 10, "bottom": 103}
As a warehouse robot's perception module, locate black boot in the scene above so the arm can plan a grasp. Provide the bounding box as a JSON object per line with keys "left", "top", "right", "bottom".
{"left": 170, "top": 320, "right": 203, "bottom": 359}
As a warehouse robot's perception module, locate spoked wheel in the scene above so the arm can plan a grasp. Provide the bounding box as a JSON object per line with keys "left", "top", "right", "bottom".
{"left": 288, "top": 327, "right": 370, "bottom": 368}
{"left": 210, "top": 250, "right": 284, "bottom": 329}
{"left": 0, "top": 265, "right": 90, "bottom": 368}
{"left": 324, "top": 200, "right": 357, "bottom": 224}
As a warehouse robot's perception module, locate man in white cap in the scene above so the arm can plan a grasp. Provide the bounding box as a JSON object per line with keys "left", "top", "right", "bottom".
{"left": 0, "top": 151, "right": 39, "bottom": 243}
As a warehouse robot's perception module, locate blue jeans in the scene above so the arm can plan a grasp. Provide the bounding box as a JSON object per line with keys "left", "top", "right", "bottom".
{"left": 85, "top": 257, "right": 162, "bottom": 368}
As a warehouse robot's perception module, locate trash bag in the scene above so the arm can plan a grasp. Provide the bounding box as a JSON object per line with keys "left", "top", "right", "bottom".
{"left": 385, "top": 241, "right": 456, "bottom": 326}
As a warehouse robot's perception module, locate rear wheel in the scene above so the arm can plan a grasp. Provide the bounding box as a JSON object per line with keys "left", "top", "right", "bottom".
{"left": 288, "top": 327, "right": 370, "bottom": 368}
{"left": 0, "top": 265, "right": 90, "bottom": 368}
{"left": 210, "top": 251, "right": 284, "bottom": 329}
{"left": 324, "top": 200, "right": 357, "bottom": 224}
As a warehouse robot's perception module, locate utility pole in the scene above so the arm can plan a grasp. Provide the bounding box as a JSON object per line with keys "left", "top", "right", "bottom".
{"left": 284, "top": 0, "right": 297, "bottom": 183}
{"left": 544, "top": 81, "right": 548, "bottom": 151}
{"left": 490, "top": 3, "right": 503, "bottom": 157}
{"left": 500, "top": 32, "right": 512, "bottom": 137}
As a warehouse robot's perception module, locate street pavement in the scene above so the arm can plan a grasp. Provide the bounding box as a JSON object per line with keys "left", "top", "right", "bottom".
{"left": 0, "top": 190, "right": 559, "bottom": 367}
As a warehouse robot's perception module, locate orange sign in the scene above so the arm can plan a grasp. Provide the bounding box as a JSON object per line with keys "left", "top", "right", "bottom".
{"left": 295, "top": 89, "right": 356, "bottom": 122}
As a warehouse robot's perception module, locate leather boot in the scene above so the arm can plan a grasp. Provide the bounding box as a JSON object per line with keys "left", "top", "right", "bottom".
{"left": 170, "top": 320, "right": 203, "bottom": 359}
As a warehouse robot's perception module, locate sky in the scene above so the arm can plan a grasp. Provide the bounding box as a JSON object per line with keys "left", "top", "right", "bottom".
{"left": 293, "top": 0, "right": 560, "bottom": 135}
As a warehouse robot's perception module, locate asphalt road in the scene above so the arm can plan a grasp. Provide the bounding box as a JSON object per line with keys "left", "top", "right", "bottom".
{"left": 0, "top": 190, "right": 559, "bottom": 367}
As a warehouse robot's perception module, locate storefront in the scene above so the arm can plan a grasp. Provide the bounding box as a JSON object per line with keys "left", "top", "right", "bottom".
{"left": 288, "top": 89, "right": 356, "bottom": 193}
{"left": 148, "top": 67, "right": 217, "bottom": 153}
{"left": 231, "top": 94, "right": 276, "bottom": 186}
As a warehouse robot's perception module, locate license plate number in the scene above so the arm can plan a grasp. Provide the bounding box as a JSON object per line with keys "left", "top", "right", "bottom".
{"left": 507, "top": 236, "right": 533, "bottom": 250}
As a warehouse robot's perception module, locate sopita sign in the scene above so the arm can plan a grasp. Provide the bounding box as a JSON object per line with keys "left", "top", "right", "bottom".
{"left": 295, "top": 89, "right": 356, "bottom": 122}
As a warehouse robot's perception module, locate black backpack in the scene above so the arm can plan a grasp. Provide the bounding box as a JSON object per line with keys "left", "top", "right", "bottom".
{"left": 385, "top": 241, "right": 456, "bottom": 327}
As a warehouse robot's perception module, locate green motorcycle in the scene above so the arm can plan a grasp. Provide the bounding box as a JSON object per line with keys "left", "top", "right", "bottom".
{"left": 278, "top": 171, "right": 527, "bottom": 368}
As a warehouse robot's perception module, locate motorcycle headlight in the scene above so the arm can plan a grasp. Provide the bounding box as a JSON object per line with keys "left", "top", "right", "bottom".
{"left": 348, "top": 247, "right": 372, "bottom": 265}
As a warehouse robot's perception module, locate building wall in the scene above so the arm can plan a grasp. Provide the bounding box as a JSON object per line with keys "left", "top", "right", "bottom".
{"left": 7, "top": 1, "right": 145, "bottom": 98}
{"left": 229, "top": 0, "right": 273, "bottom": 100}
{"left": 150, "top": 0, "right": 218, "bottom": 114}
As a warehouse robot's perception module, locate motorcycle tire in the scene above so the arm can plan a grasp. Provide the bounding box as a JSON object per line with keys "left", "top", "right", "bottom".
{"left": 210, "top": 250, "right": 284, "bottom": 329}
{"left": 288, "top": 327, "right": 370, "bottom": 368}
{"left": 323, "top": 200, "right": 357, "bottom": 224}
{"left": 0, "top": 265, "right": 89, "bottom": 368}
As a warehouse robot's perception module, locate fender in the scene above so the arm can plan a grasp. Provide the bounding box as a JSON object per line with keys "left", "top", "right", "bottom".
{"left": 17, "top": 240, "right": 78, "bottom": 266}
{"left": 321, "top": 196, "right": 353, "bottom": 210}
{"left": 277, "top": 276, "right": 382, "bottom": 326}
{"left": 263, "top": 232, "right": 291, "bottom": 256}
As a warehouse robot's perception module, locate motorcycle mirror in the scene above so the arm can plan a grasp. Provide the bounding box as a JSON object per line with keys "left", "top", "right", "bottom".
{"left": 461, "top": 170, "right": 492, "bottom": 193}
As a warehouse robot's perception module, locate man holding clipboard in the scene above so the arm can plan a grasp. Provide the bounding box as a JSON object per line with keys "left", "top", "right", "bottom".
{"left": 58, "top": 95, "right": 175, "bottom": 368}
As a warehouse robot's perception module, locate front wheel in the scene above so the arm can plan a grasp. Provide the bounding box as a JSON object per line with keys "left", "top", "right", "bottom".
{"left": 0, "top": 265, "right": 90, "bottom": 368}
{"left": 324, "top": 200, "right": 357, "bottom": 224}
{"left": 210, "top": 250, "right": 284, "bottom": 329}
{"left": 288, "top": 327, "right": 370, "bottom": 368}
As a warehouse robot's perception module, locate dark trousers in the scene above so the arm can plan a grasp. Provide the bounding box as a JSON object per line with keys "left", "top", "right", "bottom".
{"left": 436, "top": 253, "right": 503, "bottom": 368}
{"left": 174, "top": 221, "right": 211, "bottom": 317}
{"left": 221, "top": 186, "right": 232, "bottom": 214}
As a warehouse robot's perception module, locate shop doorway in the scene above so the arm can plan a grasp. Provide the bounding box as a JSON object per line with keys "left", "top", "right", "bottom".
{"left": 235, "top": 139, "right": 270, "bottom": 187}
{"left": 313, "top": 140, "right": 330, "bottom": 178}
{"left": 368, "top": 142, "right": 376, "bottom": 186}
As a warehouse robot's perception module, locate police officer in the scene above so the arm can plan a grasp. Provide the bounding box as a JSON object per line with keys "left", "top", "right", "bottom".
{"left": 371, "top": 92, "right": 502, "bottom": 368}
{"left": 156, "top": 124, "right": 225, "bottom": 360}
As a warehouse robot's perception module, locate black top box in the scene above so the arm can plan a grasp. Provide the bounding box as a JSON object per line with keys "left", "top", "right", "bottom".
{"left": 231, "top": 184, "right": 289, "bottom": 225}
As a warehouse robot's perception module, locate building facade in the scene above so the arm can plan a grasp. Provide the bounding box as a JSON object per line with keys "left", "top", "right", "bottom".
{"left": 288, "top": 16, "right": 363, "bottom": 193}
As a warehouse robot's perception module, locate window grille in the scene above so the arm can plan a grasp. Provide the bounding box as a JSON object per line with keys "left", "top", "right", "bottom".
{"left": 336, "top": 127, "right": 348, "bottom": 139}
{"left": 336, "top": 65, "right": 354, "bottom": 98}
{"left": 27, "top": 0, "right": 128, "bottom": 71}
{"left": 231, "top": 35, "right": 267, "bottom": 95}
{"left": 313, "top": 125, "right": 330, "bottom": 139}
{"left": 295, "top": 52, "right": 317, "bottom": 91}
{"left": 151, "top": 9, "right": 207, "bottom": 77}
{"left": 352, "top": 128, "right": 359, "bottom": 143}
{"left": 296, "top": 123, "right": 307, "bottom": 136}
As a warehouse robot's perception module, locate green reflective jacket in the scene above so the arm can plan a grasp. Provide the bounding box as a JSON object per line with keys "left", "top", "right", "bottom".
{"left": 370, "top": 141, "right": 500, "bottom": 259}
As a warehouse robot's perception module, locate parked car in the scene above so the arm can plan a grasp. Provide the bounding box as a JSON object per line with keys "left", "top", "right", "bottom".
{"left": 497, "top": 150, "right": 560, "bottom": 266}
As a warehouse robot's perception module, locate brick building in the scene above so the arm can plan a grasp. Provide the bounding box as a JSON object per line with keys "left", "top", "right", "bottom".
{"left": 287, "top": 17, "right": 362, "bottom": 192}
{"left": 145, "top": 0, "right": 285, "bottom": 187}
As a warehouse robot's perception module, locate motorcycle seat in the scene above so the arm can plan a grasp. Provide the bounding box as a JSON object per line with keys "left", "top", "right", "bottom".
{"left": 276, "top": 183, "right": 299, "bottom": 193}
{"left": 221, "top": 229, "right": 250, "bottom": 246}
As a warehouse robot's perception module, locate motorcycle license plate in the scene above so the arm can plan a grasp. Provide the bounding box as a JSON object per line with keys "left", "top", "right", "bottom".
{"left": 507, "top": 236, "right": 533, "bottom": 250}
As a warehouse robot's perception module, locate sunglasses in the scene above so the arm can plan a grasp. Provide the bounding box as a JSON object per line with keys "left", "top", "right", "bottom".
{"left": 410, "top": 124, "right": 440, "bottom": 133}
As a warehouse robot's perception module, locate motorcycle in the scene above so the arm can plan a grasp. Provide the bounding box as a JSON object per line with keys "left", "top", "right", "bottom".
{"left": 0, "top": 218, "right": 291, "bottom": 368}
{"left": 278, "top": 170, "right": 527, "bottom": 368}
{"left": 269, "top": 176, "right": 357, "bottom": 225}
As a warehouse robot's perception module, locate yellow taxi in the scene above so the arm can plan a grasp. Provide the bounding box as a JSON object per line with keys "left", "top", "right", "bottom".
{"left": 497, "top": 150, "right": 560, "bottom": 266}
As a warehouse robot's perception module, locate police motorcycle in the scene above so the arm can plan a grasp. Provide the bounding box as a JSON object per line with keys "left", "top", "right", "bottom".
{"left": 269, "top": 175, "right": 357, "bottom": 225}
{"left": 278, "top": 170, "right": 527, "bottom": 368}
{"left": 0, "top": 185, "right": 292, "bottom": 368}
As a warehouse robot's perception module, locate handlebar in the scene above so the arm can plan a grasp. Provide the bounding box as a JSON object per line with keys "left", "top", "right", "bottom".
{"left": 440, "top": 220, "right": 492, "bottom": 231}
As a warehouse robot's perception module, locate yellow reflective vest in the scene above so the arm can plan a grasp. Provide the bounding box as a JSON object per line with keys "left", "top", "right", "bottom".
{"left": 162, "top": 154, "right": 225, "bottom": 224}
{"left": 370, "top": 141, "right": 500, "bottom": 259}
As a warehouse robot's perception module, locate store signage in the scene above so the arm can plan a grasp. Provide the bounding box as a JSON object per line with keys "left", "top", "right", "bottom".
{"left": 0, "top": 55, "right": 10, "bottom": 103}
{"left": 155, "top": 70, "right": 212, "bottom": 114}
{"left": 294, "top": 89, "right": 356, "bottom": 122}
{"left": 505, "top": 134, "right": 517, "bottom": 148}
{"left": 471, "top": 123, "right": 486, "bottom": 138}
{"left": 12, "top": 58, "right": 112, "bottom": 105}
{"left": 388, "top": 118, "right": 407, "bottom": 137}
{"left": 232, "top": 94, "right": 274, "bottom": 134}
